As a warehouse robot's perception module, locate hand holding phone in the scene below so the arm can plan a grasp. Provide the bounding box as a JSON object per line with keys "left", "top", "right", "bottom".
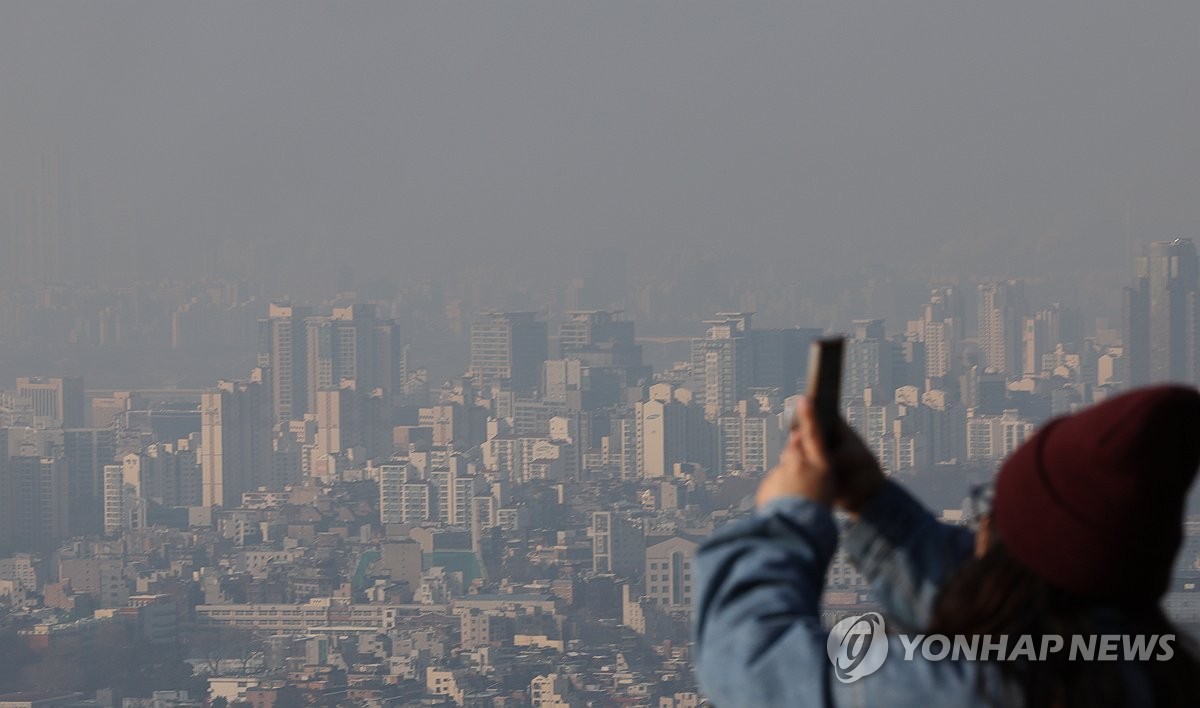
{"left": 771, "top": 336, "right": 884, "bottom": 514}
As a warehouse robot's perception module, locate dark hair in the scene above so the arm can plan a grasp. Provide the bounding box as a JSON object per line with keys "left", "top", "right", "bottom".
{"left": 928, "top": 540, "right": 1200, "bottom": 708}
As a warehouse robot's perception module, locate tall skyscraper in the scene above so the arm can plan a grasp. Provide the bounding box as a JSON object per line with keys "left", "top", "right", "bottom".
{"left": 305, "top": 304, "right": 403, "bottom": 413}
{"left": 921, "top": 389, "right": 966, "bottom": 464}
{"left": 691, "top": 313, "right": 753, "bottom": 419}
{"left": 62, "top": 427, "right": 117, "bottom": 536}
{"left": 258, "top": 303, "right": 312, "bottom": 423}
{"left": 313, "top": 381, "right": 389, "bottom": 461}
{"left": 977, "top": 280, "right": 1026, "bottom": 376}
{"left": 4, "top": 456, "right": 68, "bottom": 550}
{"left": 469, "top": 312, "right": 548, "bottom": 393}
{"left": 907, "top": 287, "right": 964, "bottom": 383}
{"left": 1122, "top": 279, "right": 1150, "bottom": 386}
{"left": 635, "top": 384, "right": 713, "bottom": 478}
{"left": 201, "top": 369, "right": 272, "bottom": 509}
{"left": 1126, "top": 239, "right": 1200, "bottom": 384}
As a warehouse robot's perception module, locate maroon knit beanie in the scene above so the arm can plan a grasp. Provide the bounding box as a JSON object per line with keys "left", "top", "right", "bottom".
{"left": 992, "top": 385, "right": 1200, "bottom": 601}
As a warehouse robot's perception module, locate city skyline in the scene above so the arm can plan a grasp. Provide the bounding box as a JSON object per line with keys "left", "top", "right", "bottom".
{"left": 3, "top": 3, "right": 1200, "bottom": 705}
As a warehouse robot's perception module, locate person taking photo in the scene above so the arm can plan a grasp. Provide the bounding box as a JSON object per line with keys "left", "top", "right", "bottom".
{"left": 693, "top": 385, "right": 1200, "bottom": 707}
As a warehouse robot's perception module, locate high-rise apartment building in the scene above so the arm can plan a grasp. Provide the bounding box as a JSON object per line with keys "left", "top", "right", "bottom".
{"left": 921, "top": 389, "right": 966, "bottom": 464}
{"left": 1125, "top": 239, "right": 1200, "bottom": 385}
{"left": 716, "top": 402, "right": 783, "bottom": 475}
{"left": 907, "top": 287, "right": 964, "bottom": 382}
{"left": 123, "top": 441, "right": 203, "bottom": 509}
{"left": 691, "top": 313, "right": 753, "bottom": 419}
{"left": 966, "top": 409, "right": 1034, "bottom": 461}
{"left": 379, "top": 463, "right": 436, "bottom": 525}
{"left": 258, "top": 303, "right": 312, "bottom": 423}
{"left": 429, "top": 456, "right": 486, "bottom": 525}
{"left": 4, "top": 456, "right": 68, "bottom": 550}
{"left": 469, "top": 312, "right": 548, "bottom": 393}
{"left": 977, "top": 280, "right": 1027, "bottom": 376}
{"left": 315, "top": 383, "right": 359, "bottom": 458}
{"left": 635, "top": 384, "right": 713, "bottom": 478}
{"left": 201, "top": 369, "right": 272, "bottom": 509}
{"left": 844, "top": 391, "right": 899, "bottom": 467}
{"left": 305, "top": 304, "right": 403, "bottom": 412}
{"left": 607, "top": 417, "right": 638, "bottom": 481}
{"left": 62, "top": 427, "right": 117, "bottom": 536}
{"left": 103, "top": 463, "right": 145, "bottom": 537}
{"left": 1122, "top": 279, "right": 1150, "bottom": 387}
{"left": 314, "top": 382, "right": 390, "bottom": 463}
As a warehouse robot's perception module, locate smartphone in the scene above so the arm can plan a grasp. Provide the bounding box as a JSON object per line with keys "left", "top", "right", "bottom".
{"left": 800, "top": 336, "right": 845, "bottom": 448}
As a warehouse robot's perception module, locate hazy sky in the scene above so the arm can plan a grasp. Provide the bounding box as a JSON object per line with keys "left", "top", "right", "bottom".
{"left": 2, "top": 2, "right": 1199, "bottom": 287}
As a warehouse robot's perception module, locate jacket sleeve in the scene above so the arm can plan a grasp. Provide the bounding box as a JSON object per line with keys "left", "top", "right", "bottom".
{"left": 841, "top": 480, "right": 975, "bottom": 632}
{"left": 692, "top": 494, "right": 999, "bottom": 708}
{"left": 692, "top": 496, "right": 840, "bottom": 707}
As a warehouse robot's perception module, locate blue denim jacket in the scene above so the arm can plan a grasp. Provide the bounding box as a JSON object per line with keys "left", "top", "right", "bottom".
{"left": 692, "top": 481, "right": 1008, "bottom": 707}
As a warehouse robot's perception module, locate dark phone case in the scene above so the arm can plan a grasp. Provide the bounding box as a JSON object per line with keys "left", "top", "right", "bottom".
{"left": 806, "top": 337, "right": 844, "bottom": 448}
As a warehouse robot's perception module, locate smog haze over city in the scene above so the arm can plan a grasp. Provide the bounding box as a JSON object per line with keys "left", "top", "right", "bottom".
{"left": 2, "top": 2, "right": 1200, "bottom": 706}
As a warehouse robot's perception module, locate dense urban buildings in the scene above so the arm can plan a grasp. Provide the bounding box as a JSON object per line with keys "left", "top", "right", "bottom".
{"left": 1, "top": 243, "right": 1200, "bottom": 705}
{"left": 4, "top": 3, "right": 1200, "bottom": 704}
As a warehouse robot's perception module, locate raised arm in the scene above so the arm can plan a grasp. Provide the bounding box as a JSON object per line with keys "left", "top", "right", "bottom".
{"left": 692, "top": 496, "right": 838, "bottom": 706}
{"left": 842, "top": 480, "right": 974, "bottom": 631}
{"left": 693, "top": 494, "right": 993, "bottom": 707}
{"left": 692, "top": 402, "right": 993, "bottom": 706}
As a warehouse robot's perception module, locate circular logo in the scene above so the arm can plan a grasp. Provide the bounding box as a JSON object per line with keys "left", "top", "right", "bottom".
{"left": 826, "top": 612, "right": 888, "bottom": 683}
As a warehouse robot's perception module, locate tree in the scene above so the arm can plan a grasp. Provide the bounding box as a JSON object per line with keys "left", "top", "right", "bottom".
{"left": 187, "top": 626, "right": 262, "bottom": 676}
